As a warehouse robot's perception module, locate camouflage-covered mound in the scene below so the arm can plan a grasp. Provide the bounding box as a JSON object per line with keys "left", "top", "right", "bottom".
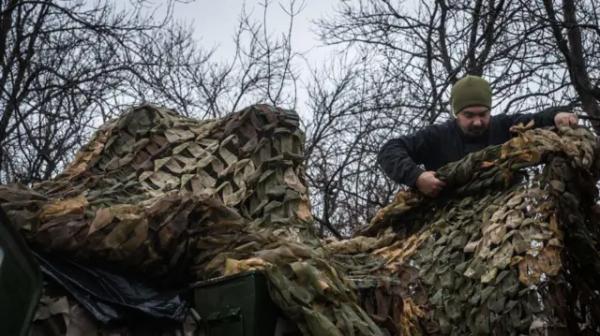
{"left": 334, "top": 125, "right": 600, "bottom": 335}
{"left": 0, "top": 104, "right": 313, "bottom": 282}
{"left": 1, "top": 105, "right": 600, "bottom": 335}
{"left": 0, "top": 104, "right": 382, "bottom": 335}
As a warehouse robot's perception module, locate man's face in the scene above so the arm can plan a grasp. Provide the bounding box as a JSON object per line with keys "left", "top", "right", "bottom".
{"left": 456, "top": 106, "right": 491, "bottom": 137}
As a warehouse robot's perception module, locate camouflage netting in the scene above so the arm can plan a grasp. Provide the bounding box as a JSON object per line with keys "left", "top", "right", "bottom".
{"left": 1, "top": 105, "right": 600, "bottom": 335}
{"left": 335, "top": 124, "right": 600, "bottom": 335}
{"left": 1, "top": 104, "right": 314, "bottom": 282}
{"left": 0, "top": 104, "right": 380, "bottom": 335}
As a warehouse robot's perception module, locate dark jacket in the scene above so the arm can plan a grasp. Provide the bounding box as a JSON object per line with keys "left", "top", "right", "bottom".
{"left": 377, "top": 110, "right": 559, "bottom": 187}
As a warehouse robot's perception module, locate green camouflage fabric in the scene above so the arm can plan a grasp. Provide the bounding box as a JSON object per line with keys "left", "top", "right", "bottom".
{"left": 341, "top": 124, "right": 600, "bottom": 335}
{"left": 0, "top": 104, "right": 313, "bottom": 281}
{"left": 0, "top": 104, "right": 381, "bottom": 336}
{"left": 2, "top": 105, "right": 600, "bottom": 335}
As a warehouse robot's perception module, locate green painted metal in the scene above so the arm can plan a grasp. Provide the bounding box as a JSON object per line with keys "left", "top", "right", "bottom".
{"left": 193, "top": 271, "right": 278, "bottom": 336}
{"left": 0, "top": 207, "right": 42, "bottom": 336}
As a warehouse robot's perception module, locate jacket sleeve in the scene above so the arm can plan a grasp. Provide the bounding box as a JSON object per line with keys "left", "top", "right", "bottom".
{"left": 377, "top": 125, "right": 440, "bottom": 187}
{"left": 504, "top": 108, "right": 559, "bottom": 128}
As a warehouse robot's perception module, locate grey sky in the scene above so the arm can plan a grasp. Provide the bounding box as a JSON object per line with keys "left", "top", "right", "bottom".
{"left": 170, "top": 1, "right": 336, "bottom": 62}
{"left": 167, "top": 0, "right": 340, "bottom": 113}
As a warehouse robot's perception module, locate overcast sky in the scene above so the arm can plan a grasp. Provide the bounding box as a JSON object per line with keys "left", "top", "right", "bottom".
{"left": 170, "top": 0, "right": 336, "bottom": 62}
{"left": 166, "top": 0, "right": 341, "bottom": 113}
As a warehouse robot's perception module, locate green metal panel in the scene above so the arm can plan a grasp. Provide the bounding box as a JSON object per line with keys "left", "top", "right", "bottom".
{"left": 0, "top": 207, "right": 42, "bottom": 336}
{"left": 193, "top": 271, "right": 278, "bottom": 336}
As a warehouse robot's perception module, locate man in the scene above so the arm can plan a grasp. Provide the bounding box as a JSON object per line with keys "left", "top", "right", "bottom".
{"left": 377, "top": 75, "right": 578, "bottom": 197}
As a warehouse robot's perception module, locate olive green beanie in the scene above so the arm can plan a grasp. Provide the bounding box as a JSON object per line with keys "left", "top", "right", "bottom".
{"left": 451, "top": 75, "right": 492, "bottom": 115}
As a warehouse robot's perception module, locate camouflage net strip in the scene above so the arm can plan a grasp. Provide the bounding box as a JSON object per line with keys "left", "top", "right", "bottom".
{"left": 2, "top": 104, "right": 600, "bottom": 335}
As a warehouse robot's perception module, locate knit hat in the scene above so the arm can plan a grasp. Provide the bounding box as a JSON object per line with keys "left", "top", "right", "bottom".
{"left": 451, "top": 75, "right": 492, "bottom": 115}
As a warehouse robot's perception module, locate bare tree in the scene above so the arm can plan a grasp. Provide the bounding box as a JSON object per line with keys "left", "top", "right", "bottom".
{"left": 304, "top": 0, "right": 600, "bottom": 235}
{"left": 538, "top": 0, "right": 600, "bottom": 129}
{"left": 317, "top": 0, "right": 580, "bottom": 122}
{"left": 220, "top": 0, "right": 302, "bottom": 116}
{"left": 304, "top": 53, "right": 404, "bottom": 237}
{"left": 0, "top": 0, "right": 184, "bottom": 183}
{"left": 0, "top": 0, "right": 302, "bottom": 184}
{"left": 123, "top": 0, "right": 302, "bottom": 119}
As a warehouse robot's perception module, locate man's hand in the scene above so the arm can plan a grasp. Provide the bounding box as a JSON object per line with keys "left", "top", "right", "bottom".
{"left": 416, "top": 171, "right": 446, "bottom": 197}
{"left": 554, "top": 112, "right": 578, "bottom": 128}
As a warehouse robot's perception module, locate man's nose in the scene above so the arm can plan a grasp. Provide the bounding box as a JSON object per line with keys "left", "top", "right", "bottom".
{"left": 472, "top": 118, "right": 482, "bottom": 127}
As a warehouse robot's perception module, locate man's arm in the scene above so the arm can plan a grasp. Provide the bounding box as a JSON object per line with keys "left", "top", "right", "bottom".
{"left": 377, "top": 125, "right": 441, "bottom": 187}
{"left": 377, "top": 137, "right": 424, "bottom": 187}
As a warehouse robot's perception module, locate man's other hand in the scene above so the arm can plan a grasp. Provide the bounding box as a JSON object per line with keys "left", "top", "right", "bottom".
{"left": 554, "top": 112, "right": 578, "bottom": 128}
{"left": 416, "top": 171, "right": 446, "bottom": 197}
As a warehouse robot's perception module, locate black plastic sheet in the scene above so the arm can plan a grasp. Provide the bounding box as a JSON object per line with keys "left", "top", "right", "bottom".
{"left": 34, "top": 252, "right": 188, "bottom": 324}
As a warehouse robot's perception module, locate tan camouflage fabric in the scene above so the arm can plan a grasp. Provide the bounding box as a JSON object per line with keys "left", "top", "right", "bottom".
{"left": 0, "top": 104, "right": 380, "bottom": 335}
{"left": 341, "top": 125, "right": 600, "bottom": 334}
{"left": 1, "top": 104, "right": 313, "bottom": 279}
{"left": 1, "top": 105, "right": 600, "bottom": 335}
